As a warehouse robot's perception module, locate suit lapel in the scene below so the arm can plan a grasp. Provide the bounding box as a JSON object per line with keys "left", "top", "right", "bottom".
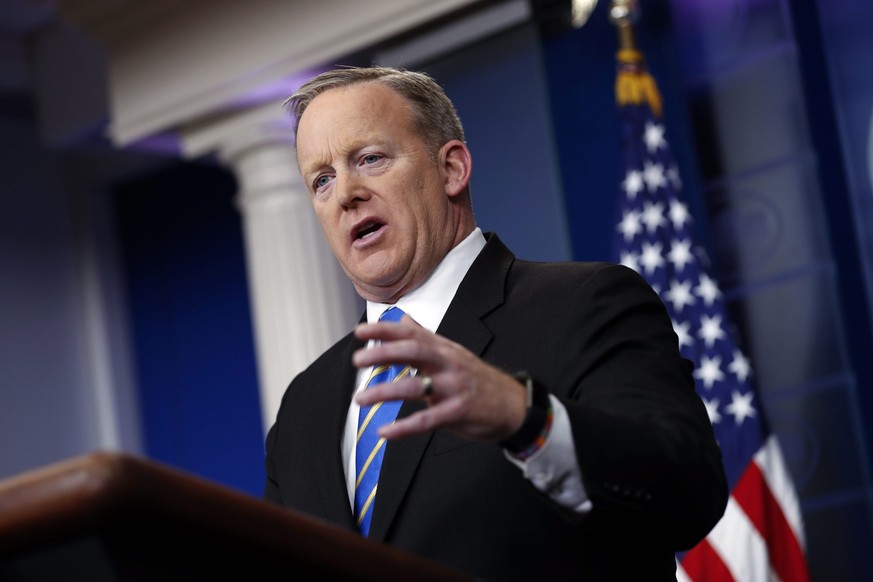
{"left": 367, "top": 234, "right": 514, "bottom": 541}
{"left": 306, "top": 333, "right": 363, "bottom": 530}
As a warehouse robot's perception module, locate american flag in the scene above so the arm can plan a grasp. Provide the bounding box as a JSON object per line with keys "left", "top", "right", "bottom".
{"left": 611, "top": 51, "right": 810, "bottom": 581}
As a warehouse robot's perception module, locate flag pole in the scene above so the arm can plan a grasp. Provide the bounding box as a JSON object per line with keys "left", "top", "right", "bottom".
{"left": 608, "top": 0, "right": 639, "bottom": 51}
{"left": 608, "top": 0, "right": 662, "bottom": 118}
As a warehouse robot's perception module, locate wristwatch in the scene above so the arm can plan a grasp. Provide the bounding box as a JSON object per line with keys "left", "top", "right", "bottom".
{"left": 499, "top": 371, "right": 550, "bottom": 454}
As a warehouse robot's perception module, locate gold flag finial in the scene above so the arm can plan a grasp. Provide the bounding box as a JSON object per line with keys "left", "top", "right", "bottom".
{"left": 610, "top": 0, "right": 662, "bottom": 118}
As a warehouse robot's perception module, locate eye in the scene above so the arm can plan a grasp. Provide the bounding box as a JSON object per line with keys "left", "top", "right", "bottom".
{"left": 361, "top": 153, "right": 382, "bottom": 165}
{"left": 314, "top": 174, "right": 332, "bottom": 189}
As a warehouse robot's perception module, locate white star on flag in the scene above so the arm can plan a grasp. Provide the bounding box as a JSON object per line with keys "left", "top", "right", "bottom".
{"left": 694, "top": 354, "right": 724, "bottom": 389}
{"left": 667, "top": 238, "right": 694, "bottom": 271}
{"left": 623, "top": 170, "right": 645, "bottom": 199}
{"left": 668, "top": 199, "right": 691, "bottom": 229}
{"left": 644, "top": 121, "right": 666, "bottom": 152}
{"left": 729, "top": 349, "right": 751, "bottom": 382}
{"left": 703, "top": 397, "right": 722, "bottom": 425}
{"left": 619, "top": 251, "right": 640, "bottom": 273}
{"left": 639, "top": 241, "right": 666, "bottom": 275}
{"left": 617, "top": 210, "right": 643, "bottom": 242}
{"left": 672, "top": 319, "right": 694, "bottom": 350}
{"left": 643, "top": 160, "right": 667, "bottom": 192}
{"left": 726, "top": 390, "right": 757, "bottom": 425}
{"left": 641, "top": 201, "right": 666, "bottom": 233}
{"left": 699, "top": 313, "right": 727, "bottom": 347}
{"left": 664, "top": 279, "right": 696, "bottom": 312}
{"left": 695, "top": 272, "right": 721, "bottom": 306}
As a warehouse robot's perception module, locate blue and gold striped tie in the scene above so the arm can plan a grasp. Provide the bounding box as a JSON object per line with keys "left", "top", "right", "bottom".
{"left": 354, "top": 306, "right": 410, "bottom": 536}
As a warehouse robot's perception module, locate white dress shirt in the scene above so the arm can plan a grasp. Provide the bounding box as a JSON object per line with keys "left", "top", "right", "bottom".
{"left": 341, "top": 228, "right": 592, "bottom": 515}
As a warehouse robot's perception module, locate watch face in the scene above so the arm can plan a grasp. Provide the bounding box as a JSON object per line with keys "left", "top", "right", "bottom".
{"left": 512, "top": 371, "right": 535, "bottom": 408}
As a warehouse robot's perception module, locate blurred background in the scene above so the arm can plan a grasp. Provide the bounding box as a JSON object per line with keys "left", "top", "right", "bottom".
{"left": 0, "top": 0, "right": 871, "bottom": 578}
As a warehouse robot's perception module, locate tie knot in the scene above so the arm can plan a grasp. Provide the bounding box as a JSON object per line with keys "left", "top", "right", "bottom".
{"left": 379, "top": 306, "right": 406, "bottom": 324}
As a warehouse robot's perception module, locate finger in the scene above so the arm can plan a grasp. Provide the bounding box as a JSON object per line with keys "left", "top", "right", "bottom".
{"left": 354, "top": 314, "right": 428, "bottom": 343}
{"left": 379, "top": 395, "right": 467, "bottom": 439}
{"left": 377, "top": 401, "right": 461, "bottom": 440}
{"left": 355, "top": 376, "right": 425, "bottom": 406}
{"left": 352, "top": 337, "right": 434, "bottom": 369}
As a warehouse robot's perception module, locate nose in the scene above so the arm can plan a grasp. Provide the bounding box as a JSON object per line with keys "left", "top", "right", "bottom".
{"left": 335, "top": 171, "right": 371, "bottom": 210}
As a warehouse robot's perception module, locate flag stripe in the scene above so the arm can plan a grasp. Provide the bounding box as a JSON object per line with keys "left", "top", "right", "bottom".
{"left": 679, "top": 539, "right": 735, "bottom": 582}
{"left": 707, "top": 496, "right": 772, "bottom": 582}
{"left": 676, "top": 561, "right": 692, "bottom": 582}
{"left": 755, "top": 436, "right": 806, "bottom": 546}
{"left": 734, "top": 460, "right": 810, "bottom": 581}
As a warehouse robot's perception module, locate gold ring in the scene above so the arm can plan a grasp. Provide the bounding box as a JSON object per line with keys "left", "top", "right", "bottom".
{"left": 421, "top": 375, "right": 434, "bottom": 397}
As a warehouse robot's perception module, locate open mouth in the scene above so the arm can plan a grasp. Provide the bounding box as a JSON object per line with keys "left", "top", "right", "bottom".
{"left": 354, "top": 221, "right": 384, "bottom": 241}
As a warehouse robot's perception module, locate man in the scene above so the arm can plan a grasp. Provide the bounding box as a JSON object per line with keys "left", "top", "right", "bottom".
{"left": 264, "top": 66, "right": 727, "bottom": 580}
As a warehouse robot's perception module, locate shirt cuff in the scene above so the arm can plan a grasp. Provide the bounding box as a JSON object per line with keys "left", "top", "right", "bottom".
{"left": 505, "top": 395, "right": 592, "bottom": 515}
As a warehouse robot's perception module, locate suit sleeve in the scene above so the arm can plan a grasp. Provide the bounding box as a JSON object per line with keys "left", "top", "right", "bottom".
{"left": 558, "top": 264, "right": 728, "bottom": 551}
{"left": 263, "top": 421, "right": 282, "bottom": 504}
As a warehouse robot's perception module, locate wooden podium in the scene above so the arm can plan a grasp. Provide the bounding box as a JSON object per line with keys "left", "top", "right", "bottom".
{"left": 0, "top": 452, "right": 471, "bottom": 581}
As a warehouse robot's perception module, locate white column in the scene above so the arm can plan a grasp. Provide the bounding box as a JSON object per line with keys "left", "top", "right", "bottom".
{"left": 181, "top": 102, "right": 361, "bottom": 434}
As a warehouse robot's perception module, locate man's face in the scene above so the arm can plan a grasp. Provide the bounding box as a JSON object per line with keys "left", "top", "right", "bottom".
{"left": 295, "top": 82, "right": 458, "bottom": 303}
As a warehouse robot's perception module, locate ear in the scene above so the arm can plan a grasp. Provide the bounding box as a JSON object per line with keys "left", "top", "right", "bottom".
{"left": 439, "top": 140, "right": 472, "bottom": 198}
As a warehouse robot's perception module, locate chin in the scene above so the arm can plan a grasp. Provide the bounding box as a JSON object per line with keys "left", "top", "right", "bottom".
{"left": 352, "top": 272, "right": 410, "bottom": 302}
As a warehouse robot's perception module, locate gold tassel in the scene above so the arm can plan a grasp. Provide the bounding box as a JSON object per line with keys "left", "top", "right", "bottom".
{"left": 615, "top": 49, "right": 663, "bottom": 118}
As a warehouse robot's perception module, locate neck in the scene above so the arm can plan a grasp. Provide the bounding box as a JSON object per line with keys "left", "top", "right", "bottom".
{"left": 355, "top": 223, "right": 478, "bottom": 304}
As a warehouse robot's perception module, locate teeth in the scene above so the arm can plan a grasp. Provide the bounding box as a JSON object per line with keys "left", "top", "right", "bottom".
{"left": 356, "top": 222, "right": 381, "bottom": 239}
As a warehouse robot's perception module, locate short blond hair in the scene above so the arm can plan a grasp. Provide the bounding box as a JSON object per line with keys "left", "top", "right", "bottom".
{"left": 285, "top": 66, "right": 466, "bottom": 154}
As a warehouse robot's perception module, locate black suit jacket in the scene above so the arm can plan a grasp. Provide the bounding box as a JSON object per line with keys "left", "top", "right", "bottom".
{"left": 264, "top": 234, "right": 727, "bottom": 580}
